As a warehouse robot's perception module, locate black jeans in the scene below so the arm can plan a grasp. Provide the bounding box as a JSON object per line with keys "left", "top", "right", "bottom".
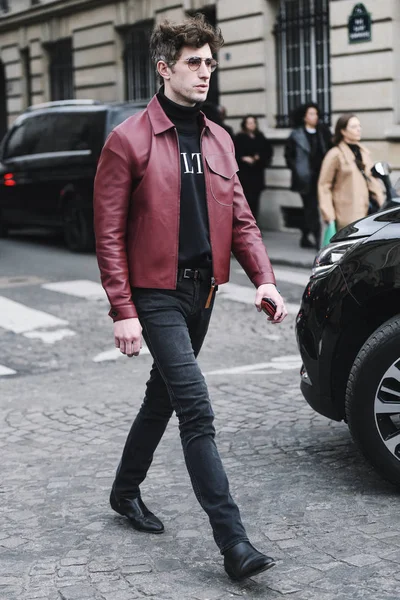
{"left": 300, "top": 184, "right": 321, "bottom": 246}
{"left": 113, "top": 271, "right": 249, "bottom": 553}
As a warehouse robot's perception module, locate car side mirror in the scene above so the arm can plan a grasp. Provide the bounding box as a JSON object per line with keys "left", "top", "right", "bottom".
{"left": 372, "top": 162, "right": 391, "bottom": 178}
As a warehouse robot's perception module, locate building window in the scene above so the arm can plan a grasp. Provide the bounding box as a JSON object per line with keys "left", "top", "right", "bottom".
{"left": 274, "top": 0, "right": 331, "bottom": 127}
{"left": 48, "top": 38, "right": 74, "bottom": 101}
{"left": 123, "top": 21, "right": 157, "bottom": 102}
{"left": 21, "top": 48, "right": 32, "bottom": 107}
{"left": 0, "top": 0, "right": 9, "bottom": 13}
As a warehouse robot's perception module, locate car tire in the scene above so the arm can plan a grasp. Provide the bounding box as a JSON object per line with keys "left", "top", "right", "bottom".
{"left": 345, "top": 316, "right": 400, "bottom": 487}
{"left": 63, "top": 197, "right": 94, "bottom": 253}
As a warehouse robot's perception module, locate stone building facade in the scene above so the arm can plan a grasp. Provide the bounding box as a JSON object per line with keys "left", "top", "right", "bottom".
{"left": 0, "top": 0, "right": 399, "bottom": 230}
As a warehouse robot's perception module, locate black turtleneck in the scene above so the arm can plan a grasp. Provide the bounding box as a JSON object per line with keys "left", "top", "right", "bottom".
{"left": 157, "top": 87, "right": 212, "bottom": 268}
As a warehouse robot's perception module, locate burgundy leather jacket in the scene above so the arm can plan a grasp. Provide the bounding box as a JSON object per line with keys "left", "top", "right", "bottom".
{"left": 94, "top": 95, "right": 276, "bottom": 321}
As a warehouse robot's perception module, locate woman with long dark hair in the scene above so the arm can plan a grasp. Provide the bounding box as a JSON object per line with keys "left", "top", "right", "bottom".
{"left": 284, "top": 102, "right": 332, "bottom": 249}
{"left": 234, "top": 115, "right": 273, "bottom": 221}
{"left": 318, "top": 113, "right": 384, "bottom": 231}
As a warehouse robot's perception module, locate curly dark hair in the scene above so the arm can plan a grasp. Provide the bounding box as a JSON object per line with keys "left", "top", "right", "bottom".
{"left": 150, "top": 14, "right": 224, "bottom": 73}
{"left": 291, "top": 102, "right": 320, "bottom": 128}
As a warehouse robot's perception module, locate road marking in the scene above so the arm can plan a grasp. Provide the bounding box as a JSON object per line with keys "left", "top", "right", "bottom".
{"left": 24, "top": 329, "right": 76, "bottom": 344}
{"left": 42, "top": 280, "right": 106, "bottom": 300}
{"left": 0, "top": 364, "right": 17, "bottom": 376}
{"left": 218, "top": 283, "right": 299, "bottom": 315}
{"left": 234, "top": 266, "right": 310, "bottom": 287}
{"left": 205, "top": 356, "right": 301, "bottom": 376}
{"left": 0, "top": 296, "right": 68, "bottom": 334}
{"left": 93, "top": 346, "right": 150, "bottom": 363}
{"left": 272, "top": 267, "right": 310, "bottom": 288}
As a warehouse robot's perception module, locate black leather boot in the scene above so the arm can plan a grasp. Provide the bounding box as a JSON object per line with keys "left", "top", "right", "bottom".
{"left": 110, "top": 486, "right": 164, "bottom": 534}
{"left": 224, "top": 541, "right": 275, "bottom": 581}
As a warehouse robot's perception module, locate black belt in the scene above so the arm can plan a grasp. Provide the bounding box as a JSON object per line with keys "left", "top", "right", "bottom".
{"left": 177, "top": 268, "right": 212, "bottom": 282}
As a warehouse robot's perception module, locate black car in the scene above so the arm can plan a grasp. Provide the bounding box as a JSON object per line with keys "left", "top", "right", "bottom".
{"left": 0, "top": 99, "right": 145, "bottom": 251}
{"left": 296, "top": 165, "right": 400, "bottom": 486}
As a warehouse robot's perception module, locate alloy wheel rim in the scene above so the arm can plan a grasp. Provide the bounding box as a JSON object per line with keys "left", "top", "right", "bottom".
{"left": 374, "top": 358, "right": 400, "bottom": 462}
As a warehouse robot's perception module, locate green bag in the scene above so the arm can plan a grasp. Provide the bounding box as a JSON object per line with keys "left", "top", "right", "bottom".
{"left": 322, "top": 221, "right": 337, "bottom": 247}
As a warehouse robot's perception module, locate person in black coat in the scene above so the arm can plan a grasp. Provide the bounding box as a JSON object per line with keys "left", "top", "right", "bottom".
{"left": 284, "top": 102, "right": 332, "bottom": 249}
{"left": 235, "top": 115, "right": 273, "bottom": 222}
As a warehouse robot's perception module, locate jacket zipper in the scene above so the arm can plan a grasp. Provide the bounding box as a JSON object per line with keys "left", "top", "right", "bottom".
{"left": 200, "top": 128, "right": 217, "bottom": 307}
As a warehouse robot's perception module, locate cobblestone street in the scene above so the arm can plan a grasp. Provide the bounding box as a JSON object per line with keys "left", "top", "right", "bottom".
{"left": 1, "top": 241, "right": 400, "bottom": 599}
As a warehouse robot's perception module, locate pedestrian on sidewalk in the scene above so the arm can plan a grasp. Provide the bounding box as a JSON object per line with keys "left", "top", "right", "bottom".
{"left": 234, "top": 115, "right": 273, "bottom": 222}
{"left": 284, "top": 102, "right": 332, "bottom": 249}
{"left": 318, "top": 113, "right": 384, "bottom": 232}
{"left": 94, "top": 14, "right": 287, "bottom": 582}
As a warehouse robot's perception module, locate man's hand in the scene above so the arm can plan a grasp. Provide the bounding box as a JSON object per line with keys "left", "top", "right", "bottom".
{"left": 114, "top": 317, "right": 142, "bottom": 357}
{"left": 242, "top": 156, "right": 255, "bottom": 165}
{"left": 255, "top": 283, "right": 287, "bottom": 324}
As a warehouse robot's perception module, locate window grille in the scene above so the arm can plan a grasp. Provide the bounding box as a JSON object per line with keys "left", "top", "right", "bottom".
{"left": 48, "top": 39, "right": 74, "bottom": 101}
{"left": 274, "top": 0, "right": 331, "bottom": 127}
{"left": 123, "top": 21, "right": 157, "bottom": 102}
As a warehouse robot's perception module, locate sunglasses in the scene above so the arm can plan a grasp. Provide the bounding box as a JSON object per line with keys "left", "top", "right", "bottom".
{"left": 179, "top": 56, "right": 218, "bottom": 72}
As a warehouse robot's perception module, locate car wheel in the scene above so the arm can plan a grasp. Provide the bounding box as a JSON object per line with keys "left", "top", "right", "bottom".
{"left": 63, "top": 197, "right": 94, "bottom": 253}
{"left": 345, "top": 316, "right": 400, "bottom": 487}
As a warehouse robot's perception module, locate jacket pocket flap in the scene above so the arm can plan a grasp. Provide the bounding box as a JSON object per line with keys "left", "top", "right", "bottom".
{"left": 205, "top": 153, "right": 238, "bottom": 179}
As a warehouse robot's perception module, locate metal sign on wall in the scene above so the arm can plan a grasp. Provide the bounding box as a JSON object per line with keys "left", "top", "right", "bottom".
{"left": 348, "top": 3, "right": 372, "bottom": 43}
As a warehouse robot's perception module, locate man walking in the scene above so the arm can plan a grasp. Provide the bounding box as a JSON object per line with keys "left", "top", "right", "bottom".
{"left": 94, "top": 14, "right": 287, "bottom": 581}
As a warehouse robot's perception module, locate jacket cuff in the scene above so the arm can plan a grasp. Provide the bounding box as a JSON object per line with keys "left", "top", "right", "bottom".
{"left": 252, "top": 272, "right": 277, "bottom": 288}
{"left": 108, "top": 304, "right": 138, "bottom": 322}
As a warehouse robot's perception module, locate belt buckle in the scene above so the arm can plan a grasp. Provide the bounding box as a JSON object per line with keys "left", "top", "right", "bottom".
{"left": 183, "top": 268, "right": 193, "bottom": 279}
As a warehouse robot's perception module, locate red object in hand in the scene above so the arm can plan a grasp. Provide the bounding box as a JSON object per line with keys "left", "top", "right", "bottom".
{"left": 261, "top": 297, "right": 277, "bottom": 318}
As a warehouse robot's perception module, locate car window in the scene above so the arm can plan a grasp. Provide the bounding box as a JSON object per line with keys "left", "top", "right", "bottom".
{"left": 4, "top": 115, "right": 53, "bottom": 158}
{"left": 107, "top": 106, "right": 144, "bottom": 134}
{"left": 3, "top": 111, "right": 106, "bottom": 159}
{"left": 51, "top": 112, "right": 106, "bottom": 153}
{"left": 4, "top": 125, "right": 25, "bottom": 159}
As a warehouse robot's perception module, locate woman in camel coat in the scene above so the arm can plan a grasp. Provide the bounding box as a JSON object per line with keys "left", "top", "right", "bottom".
{"left": 318, "top": 113, "right": 385, "bottom": 231}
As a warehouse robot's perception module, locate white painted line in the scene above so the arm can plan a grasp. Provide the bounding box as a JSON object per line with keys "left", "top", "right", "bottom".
{"left": 205, "top": 356, "right": 301, "bottom": 376}
{"left": 273, "top": 267, "right": 311, "bottom": 288}
{"left": 272, "top": 354, "right": 302, "bottom": 363}
{"left": 0, "top": 364, "right": 17, "bottom": 376}
{"left": 0, "top": 296, "right": 68, "bottom": 334}
{"left": 218, "top": 283, "right": 299, "bottom": 315}
{"left": 233, "top": 267, "right": 311, "bottom": 288}
{"left": 23, "top": 329, "right": 76, "bottom": 344}
{"left": 218, "top": 282, "right": 256, "bottom": 304}
{"left": 42, "top": 280, "right": 106, "bottom": 300}
{"left": 93, "top": 346, "right": 151, "bottom": 363}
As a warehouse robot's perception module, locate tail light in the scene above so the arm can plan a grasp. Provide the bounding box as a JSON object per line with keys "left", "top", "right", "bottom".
{"left": 4, "top": 173, "right": 16, "bottom": 187}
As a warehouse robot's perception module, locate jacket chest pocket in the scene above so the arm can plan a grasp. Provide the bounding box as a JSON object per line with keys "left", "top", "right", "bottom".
{"left": 205, "top": 153, "right": 238, "bottom": 206}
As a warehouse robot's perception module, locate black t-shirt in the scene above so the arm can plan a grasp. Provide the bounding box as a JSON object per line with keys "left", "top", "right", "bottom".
{"left": 157, "top": 88, "right": 211, "bottom": 268}
{"left": 305, "top": 128, "right": 324, "bottom": 177}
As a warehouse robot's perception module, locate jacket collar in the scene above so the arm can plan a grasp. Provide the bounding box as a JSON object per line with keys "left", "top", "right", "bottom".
{"left": 293, "top": 127, "right": 310, "bottom": 153}
{"left": 147, "top": 94, "right": 216, "bottom": 137}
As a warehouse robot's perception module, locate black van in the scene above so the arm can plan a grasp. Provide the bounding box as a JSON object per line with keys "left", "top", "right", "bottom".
{"left": 296, "top": 165, "right": 400, "bottom": 486}
{"left": 0, "top": 100, "right": 146, "bottom": 251}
